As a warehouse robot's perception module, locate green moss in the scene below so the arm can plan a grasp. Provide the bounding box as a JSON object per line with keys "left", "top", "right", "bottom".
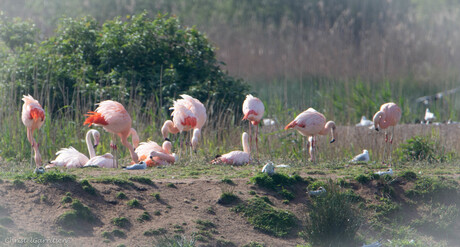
{"left": 150, "top": 192, "right": 161, "bottom": 200}
{"left": 143, "top": 227, "right": 167, "bottom": 236}
{"left": 137, "top": 211, "right": 151, "bottom": 222}
{"left": 279, "top": 187, "right": 295, "bottom": 200}
{"left": 94, "top": 177, "right": 134, "bottom": 186}
{"left": 400, "top": 171, "right": 417, "bottom": 181}
{"left": 111, "top": 217, "right": 130, "bottom": 227}
{"left": 166, "top": 183, "right": 177, "bottom": 188}
{"left": 217, "top": 192, "right": 238, "bottom": 205}
{"left": 111, "top": 229, "right": 126, "bottom": 238}
{"left": 116, "top": 192, "right": 127, "bottom": 200}
{"left": 61, "top": 195, "right": 73, "bottom": 204}
{"left": 250, "top": 172, "right": 304, "bottom": 190}
{"left": 127, "top": 199, "right": 141, "bottom": 208}
{"left": 406, "top": 177, "right": 459, "bottom": 202}
{"left": 34, "top": 171, "right": 76, "bottom": 184}
{"left": 129, "top": 176, "right": 154, "bottom": 185}
{"left": 233, "top": 197, "right": 297, "bottom": 237}
{"left": 56, "top": 199, "right": 96, "bottom": 229}
{"left": 80, "top": 179, "right": 96, "bottom": 195}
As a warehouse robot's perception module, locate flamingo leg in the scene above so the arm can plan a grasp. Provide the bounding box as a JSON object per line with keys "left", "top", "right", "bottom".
{"left": 389, "top": 126, "right": 395, "bottom": 166}
{"left": 382, "top": 132, "right": 388, "bottom": 165}
{"left": 304, "top": 137, "right": 308, "bottom": 164}
{"left": 255, "top": 124, "right": 259, "bottom": 161}
{"left": 248, "top": 122, "right": 252, "bottom": 154}
{"left": 27, "top": 128, "right": 33, "bottom": 166}
{"left": 110, "top": 133, "right": 118, "bottom": 168}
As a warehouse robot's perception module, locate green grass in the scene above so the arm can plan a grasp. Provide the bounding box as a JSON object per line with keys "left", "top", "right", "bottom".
{"left": 128, "top": 176, "right": 154, "bottom": 185}
{"left": 137, "top": 211, "right": 151, "bottom": 222}
{"left": 116, "top": 192, "right": 128, "bottom": 200}
{"left": 0, "top": 217, "right": 13, "bottom": 227}
{"left": 127, "top": 199, "right": 141, "bottom": 208}
{"left": 56, "top": 199, "right": 96, "bottom": 230}
{"left": 233, "top": 197, "right": 297, "bottom": 237}
{"left": 217, "top": 192, "right": 238, "bottom": 205}
{"left": 111, "top": 217, "right": 130, "bottom": 228}
{"left": 80, "top": 179, "right": 96, "bottom": 195}
{"left": 150, "top": 192, "right": 161, "bottom": 200}
{"left": 143, "top": 227, "right": 167, "bottom": 236}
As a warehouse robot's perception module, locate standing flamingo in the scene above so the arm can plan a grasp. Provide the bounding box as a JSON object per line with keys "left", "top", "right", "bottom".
{"left": 212, "top": 132, "right": 250, "bottom": 165}
{"left": 47, "top": 129, "right": 102, "bottom": 168}
{"left": 135, "top": 140, "right": 177, "bottom": 167}
{"left": 21, "top": 95, "right": 45, "bottom": 167}
{"left": 284, "top": 108, "right": 336, "bottom": 164}
{"left": 242, "top": 94, "right": 264, "bottom": 160}
{"left": 84, "top": 100, "right": 139, "bottom": 166}
{"left": 373, "top": 102, "right": 401, "bottom": 165}
{"left": 162, "top": 94, "right": 206, "bottom": 155}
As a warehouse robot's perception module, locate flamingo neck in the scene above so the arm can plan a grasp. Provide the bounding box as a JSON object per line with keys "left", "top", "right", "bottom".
{"left": 242, "top": 132, "right": 250, "bottom": 154}
{"left": 162, "top": 120, "right": 179, "bottom": 139}
{"left": 129, "top": 128, "right": 139, "bottom": 148}
{"left": 86, "top": 131, "right": 96, "bottom": 159}
{"left": 162, "top": 141, "right": 173, "bottom": 154}
{"left": 191, "top": 128, "right": 200, "bottom": 150}
{"left": 120, "top": 135, "right": 139, "bottom": 163}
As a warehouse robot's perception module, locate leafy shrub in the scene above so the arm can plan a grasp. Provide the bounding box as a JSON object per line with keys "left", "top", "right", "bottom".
{"left": 111, "top": 217, "right": 129, "bottom": 227}
{"left": 217, "top": 192, "right": 238, "bottom": 205}
{"left": 400, "top": 171, "right": 417, "bottom": 181}
{"left": 0, "top": 12, "right": 249, "bottom": 114}
{"left": 396, "top": 136, "right": 437, "bottom": 162}
{"left": 233, "top": 197, "right": 297, "bottom": 237}
{"left": 303, "top": 183, "right": 361, "bottom": 246}
{"left": 354, "top": 174, "right": 370, "bottom": 184}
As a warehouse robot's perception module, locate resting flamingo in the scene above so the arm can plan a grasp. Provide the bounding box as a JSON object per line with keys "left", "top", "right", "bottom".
{"left": 21, "top": 95, "right": 45, "bottom": 167}
{"left": 242, "top": 94, "right": 264, "bottom": 160}
{"left": 84, "top": 100, "right": 140, "bottom": 167}
{"left": 284, "top": 108, "right": 336, "bottom": 164}
{"left": 373, "top": 102, "right": 401, "bottom": 165}
{"left": 212, "top": 132, "right": 250, "bottom": 165}
{"left": 46, "top": 129, "right": 102, "bottom": 168}
{"left": 135, "top": 141, "right": 176, "bottom": 167}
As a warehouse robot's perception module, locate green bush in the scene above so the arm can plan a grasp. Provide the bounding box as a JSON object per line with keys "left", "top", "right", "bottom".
{"left": 127, "top": 199, "right": 141, "bottom": 208}
{"left": 303, "top": 183, "right": 361, "bottom": 246}
{"left": 396, "top": 136, "right": 440, "bottom": 162}
{"left": 111, "top": 217, "right": 130, "bottom": 227}
{"left": 400, "top": 171, "right": 417, "bottom": 181}
{"left": 0, "top": 12, "right": 249, "bottom": 114}
{"left": 406, "top": 177, "right": 459, "bottom": 202}
{"left": 217, "top": 192, "right": 238, "bottom": 205}
{"left": 56, "top": 199, "right": 96, "bottom": 229}
{"left": 233, "top": 197, "right": 297, "bottom": 237}
{"left": 354, "top": 174, "right": 370, "bottom": 184}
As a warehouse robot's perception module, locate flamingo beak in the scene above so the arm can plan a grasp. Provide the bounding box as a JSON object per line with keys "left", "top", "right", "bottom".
{"left": 375, "top": 128, "right": 379, "bottom": 131}
{"left": 330, "top": 139, "right": 335, "bottom": 144}
{"left": 165, "top": 137, "right": 171, "bottom": 142}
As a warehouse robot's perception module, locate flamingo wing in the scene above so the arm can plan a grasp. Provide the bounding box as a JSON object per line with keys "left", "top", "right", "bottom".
{"left": 50, "top": 147, "right": 89, "bottom": 168}
{"left": 84, "top": 153, "right": 114, "bottom": 168}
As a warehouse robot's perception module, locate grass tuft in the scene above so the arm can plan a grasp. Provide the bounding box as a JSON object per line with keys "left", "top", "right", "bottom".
{"left": 128, "top": 176, "right": 154, "bottom": 185}
{"left": 111, "top": 217, "right": 130, "bottom": 228}
{"left": 218, "top": 192, "right": 238, "bottom": 205}
{"left": 127, "top": 199, "right": 141, "bottom": 208}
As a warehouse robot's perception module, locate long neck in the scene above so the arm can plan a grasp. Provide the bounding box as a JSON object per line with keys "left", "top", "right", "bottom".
{"left": 319, "top": 121, "right": 336, "bottom": 142}
{"left": 120, "top": 135, "right": 139, "bottom": 163}
{"left": 242, "top": 133, "right": 250, "bottom": 154}
{"left": 373, "top": 111, "right": 388, "bottom": 129}
{"left": 152, "top": 152, "right": 176, "bottom": 163}
{"left": 191, "top": 128, "right": 200, "bottom": 150}
{"left": 162, "top": 120, "right": 179, "bottom": 139}
{"left": 86, "top": 131, "right": 96, "bottom": 158}
{"left": 129, "top": 128, "right": 139, "bottom": 148}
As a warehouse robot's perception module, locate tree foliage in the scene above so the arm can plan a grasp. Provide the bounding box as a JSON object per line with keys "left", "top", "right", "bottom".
{"left": 0, "top": 11, "right": 250, "bottom": 114}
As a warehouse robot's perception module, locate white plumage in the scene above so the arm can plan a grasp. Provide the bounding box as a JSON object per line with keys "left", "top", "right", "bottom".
{"left": 262, "top": 162, "right": 275, "bottom": 175}
{"left": 350, "top": 149, "right": 370, "bottom": 163}
{"left": 308, "top": 187, "right": 326, "bottom": 196}
{"left": 375, "top": 168, "right": 393, "bottom": 176}
{"left": 212, "top": 132, "right": 251, "bottom": 165}
{"left": 424, "top": 108, "right": 435, "bottom": 124}
{"left": 356, "top": 116, "right": 373, "bottom": 127}
{"left": 83, "top": 153, "right": 114, "bottom": 168}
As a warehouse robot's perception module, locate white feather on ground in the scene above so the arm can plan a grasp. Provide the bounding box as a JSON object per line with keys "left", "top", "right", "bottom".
{"left": 350, "top": 149, "right": 370, "bottom": 163}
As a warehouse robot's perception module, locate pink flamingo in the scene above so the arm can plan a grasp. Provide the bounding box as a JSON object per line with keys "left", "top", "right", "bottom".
{"left": 284, "top": 108, "right": 336, "bottom": 163}
{"left": 21, "top": 95, "right": 45, "bottom": 167}
{"left": 47, "top": 129, "right": 102, "bottom": 168}
{"left": 242, "top": 94, "right": 264, "bottom": 160}
{"left": 84, "top": 100, "right": 140, "bottom": 166}
{"left": 135, "top": 141, "right": 176, "bottom": 167}
{"left": 373, "top": 102, "right": 401, "bottom": 164}
{"left": 162, "top": 94, "right": 206, "bottom": 154}
{"left": 212, "top": 132, "right": 250, "bottom": 165}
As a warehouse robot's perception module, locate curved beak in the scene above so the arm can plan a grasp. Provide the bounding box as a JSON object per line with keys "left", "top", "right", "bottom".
{"left": 165, "top": 137, "right": 171, "bottom": 142}
{"left": 375, "top": 128, "right": 379, "bottom": 131}
{"left": 330, "top": 139, "right": 335, "bottom": 144}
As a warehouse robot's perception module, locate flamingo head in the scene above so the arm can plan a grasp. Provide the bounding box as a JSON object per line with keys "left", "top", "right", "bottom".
{"left": 162, "top": 141, "right": 173, "bottom": 154}
{"left": 92, "top": 130, "right": 101, "bottom": 148}
{"left": 373, "top": 111, "right": 385, "bottom": 131}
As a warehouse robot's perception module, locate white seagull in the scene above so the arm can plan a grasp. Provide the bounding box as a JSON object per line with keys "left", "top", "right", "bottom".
{"left": 262, "top": 162, "right": 275, "bottom": 176}
{"left": 350, "top": 149, "right": 370, "bottom": 163}
{"left": 424, "top": 108, "right": 435, "bottom": 124}
{"left": 308, "top": 187, "right": 326, "bottom": 196}
{"left": 356, "top": 116, "right": 373, "bottom": 127}
{"left": 375, "top": 168, "right": 393, "bottom": 176}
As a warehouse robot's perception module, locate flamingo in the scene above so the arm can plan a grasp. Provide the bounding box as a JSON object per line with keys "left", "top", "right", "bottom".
{"left": 162, "top": 94, "right": 206, "bottom": 155}
{"left": 135, "top": 141, "right": 177, "bottom": 167}
{"left": 212, "top": 132, "right": 250, "bottom": 165}
{"left": 84, "top": 100, "right": 140, "bottom": 167}
{"left": 83, "top": 153, "right": 115, "bottom": 168}
{"left": 46, "top": 129, "right": 102, "bottom": 168}
{"left": 21, "top": 95, "right": 45, "bottom": 167}
{"left": 242, "top": 94, "right": 264, "bottom": 160}
{"left": 373, "top": 102, "right": 401, "bottom": 164}
{"left": 284, "top": 108, "right": 336, "bottom": 164}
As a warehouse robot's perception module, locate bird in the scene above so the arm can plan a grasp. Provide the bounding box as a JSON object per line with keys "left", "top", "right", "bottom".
{"left": 284, "top": 108, "right": 336, "bottom": 164}
{"left": 135, "top": 141, "right": 176, "bottom": 167}
{"left": 373, "top": 102, "right": 401, "bottom": 165}
{"left": 261, "top": 162, "right": 275, "bottom": 176}
{"left": 124, "top": 161, "right": 147, "bottom": 170}
{"left": 356, "top": 116, "right": 373, "bottom": 127}
{"left": 84, "top": 100, "right": 139, "bottom": 167}
{"left": 308, "top": 187, "right": 326, "bottom": 196}
{"left": 375, "top": 168, "right": 393, "bottom": 176}
{"left": 47, "top": 129, "right": 102, "bottom": 168}
{"left": 242, "top": 94, "right": 265, "bottom": 160}
{"left": 350, "top": 149, "right": 370, "bottom": 163}
{"left": 21, "top": 95, "right": 45, "bottom": 167}
{"left": 83, "top": 153, "right": 115, "bottom": 168}
{"left": 162, "top": 94, "right": 206, "bottom": 155}
{"left": 424, "top": 108, "right": 435, "bottom": 124}
{"left": 212, "top": 132, "right": 251, "bottom": 165}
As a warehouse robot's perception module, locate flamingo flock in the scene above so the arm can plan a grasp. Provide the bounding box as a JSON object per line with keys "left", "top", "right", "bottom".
{"left": 21, "top": 92, "right": 401, "bottom": 169}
